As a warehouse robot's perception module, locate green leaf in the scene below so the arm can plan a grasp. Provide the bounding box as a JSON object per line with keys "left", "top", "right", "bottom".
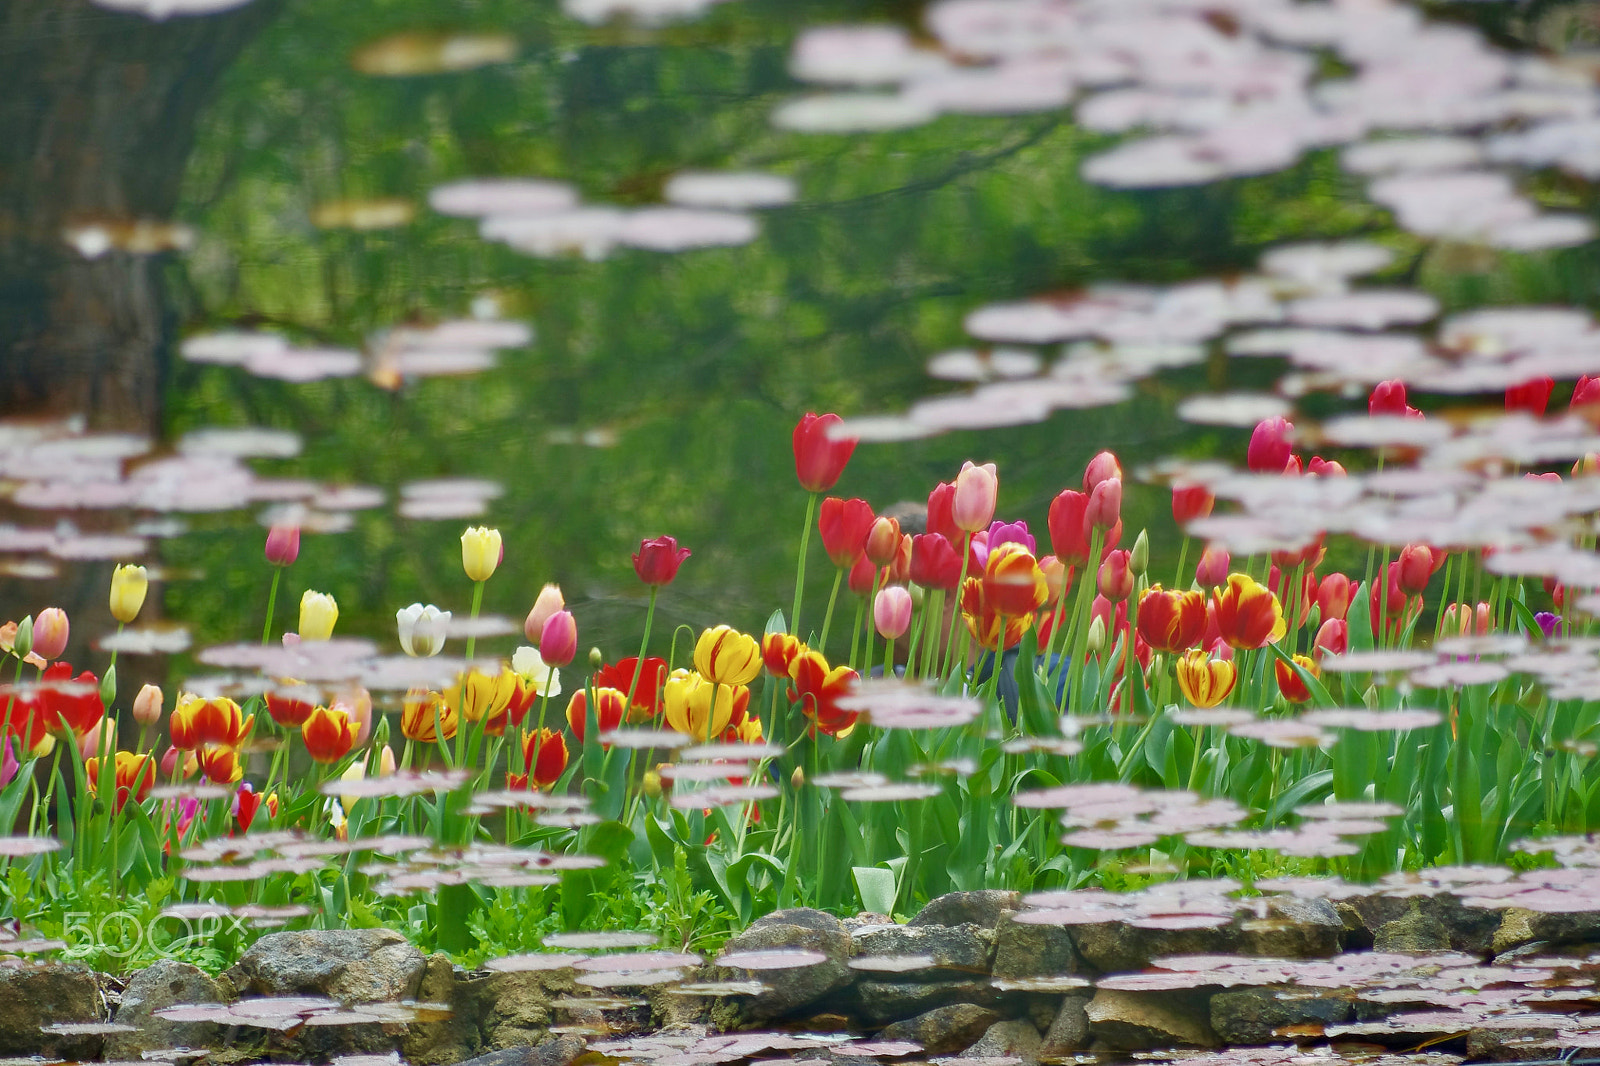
{"left": 852, "top": 866, "right": 897, "bottom": 915}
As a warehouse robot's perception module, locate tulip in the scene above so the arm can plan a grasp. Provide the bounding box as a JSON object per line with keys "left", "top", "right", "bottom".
{"left": 633, "top": 535, "right": 691, "bottom": 586}
{"left": 234, "top": 783, "right": 266, "bottom": 833}
{"left": 1317, "top": 573, "right": 1355, "bottom": 621}
{"left": 1395, "top": 544, "right": 1434, "bottom": 597}
{"left": 951, "top": 462, "right": 998, "bottom": 533}
{"left": 663, "top": 670, "right": 748, "bottom": 741}
{"left": 109, "top": 564, "right": 149, "bottom": 624}
{"left": 886, "top": 533, "right": 913, "bottom": 585}
{"left": 1369, "top": 380, "right": 1422, "bottom": 418}
{"left": 986, "top": 519, "right": 1035, "bottom": 555}
{"left": 909, "top": 533, "right": 962, "bottom": 590}
{"left": 132, "top": 683, "right": 163, "bottom": 727}
{"left": 1097, "top": 550, "right": 1134, "bottom": 603}
{"left": 511, "top": 646, "right": 565, "bottom": 702}
{"left": 1573, "top": 454, "right": 1600, "bottom": 477}
{"left": 298, "top": 591, "right": 338, "bottom": 642}
{"left": 264, "top": 524, "right": 300, "bottom": 566}
{"left": 848, "top": 554, "right": 878, "bottom": 597}
{"left": 1275, "top": 654, "right": 1320, "bottom": 703}
{"left": 0, "top": 739, "right": 14, "bottom": 789}
{"left": 1369, "top": 562, "right": 1412, "bottom": 635}
{"left": 1083, "top": 451, "right": 1123, "bottom": 494}
{"left": 1045, "top": 490, "right": 1089, "bottom": 566}
{"left": 926, "top": 482, "right": 962, "bottom": 542}
{"left": 489, "top": 672, "right": 538, "bottom": 736}
{"left": 1040, "top": 555, "right": 1070, "bottom": 605}
{"left": 1247, "top": 417, "right": 1295, "bottom": 473}
{"left": 197, "top": 745, "right": 243, "bottom": 784}
{"left": 1084, "top": 616, "right": 1106, "bottom": 654}
{"left": 32, "top": 608, "right": 68, "bottom": 661}
{"left": 1314, "top": 618, "right": 1348, "bottom": 660}
{"left": 1086, "top": 478, "right": 1121, "bottom": 532}
{"left": 819, "top": 497, "right": 875, "bottom": 568}
{"left": 1212, "top": 574, "right": 1287, "bottom": 649}
{"left": 160, "top": 745, "right": 186, "bottom": 780}
{"left": 264, "top": 684, "right": 317, "bottom": 728}
{"left": 874, "top": 586, "right": 913, "bottom": 640}
{"left": 1171, "top": 484, "right": 1213, "bottom": 526}
{"left": 378, "top": 744, "right": 396, "bottom": 777}
{"left": 1506, "top": 377, "right": 1555, "bottom": 415}
{"left": 788, "top": 650, "right": 860, "bottom": 738}
{"left": 959, "top": 577, "right": 1031, "bottom": 652}
{"left": 524, "top": 585, "right": 564, "bottom": 643}
{"left": 982, "top": 543, "right": 1048, "bottom": 617}
{"left": 694, "top": 625, "right": 762, "bottom": 686}
{"left": 461, "top": 526, "right": 502, "bottom": 582}
{"left": 1572, "top": 376, "right": 1600, "bottom": 412}
{"left": 401, "top": 688, "right": 456, "bottom": 743}
{"left": 865, "top": 517, "right": 902, "bottom": 567}
{"left": 78, "top": 716, "right": 114, "bottom": 761}
{"left": 301, "top": 705, "right": 357, "bottom": 764}
{"left": 792, "top": 412, "right": 858, "bottom": 493}
{"left": 517, "top": 728, "right": 569, "bottom": 789}
{"left": 1129, "top": 529, "right": 1149, "bottom": 576}
{"left": 540, "top": 611, "right": 578, "bottom": 668}
{"left": 335, "top": 685, "right": 372, "bottom": 746}
{"left": 85, "top": 751, "right": 155, "bottom": 813}
{"left": 566, "top": 687, "right": 627, "bottom": 744}
{"left": 1175, "top": 649, "right": 1237, "bottom": 707}
{"left": 395, "top": 603, "right": 451, "bottom": 657}
{"left": 1137, "top": 587, "right": 1206, "bottom": 653}
{"left": 446, "top": 666, "right": 516, "bottom": 725}
{"left": 762, "top": 632, "right": 808, "bottom": 678}
{"left": 170, "top": 695, "right": 253, "bottom": 750}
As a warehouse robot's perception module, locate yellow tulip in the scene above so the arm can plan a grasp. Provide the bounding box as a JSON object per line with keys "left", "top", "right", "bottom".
{"left": 109, "top": 564, "right": 148, "bottom": 624}
{"left": 401, "top": 688, "right": 456, "bottom": 743}
{"left": 693, "top": 625, "right": 761, "bottom": 686}
{"left": 1175, "top": 649, "right": 1238, "bottom": 708}
{"left": 662, "top": 670, "right": 747, "bottom": 741}
{"left": 299, "top": 590, "right": 338, "bottom": 641}
{"left": 445, "top": 666, "right": 516, "bottom": 724}
{"left": 461, "top": 526, "right": 502, "bottom": 582}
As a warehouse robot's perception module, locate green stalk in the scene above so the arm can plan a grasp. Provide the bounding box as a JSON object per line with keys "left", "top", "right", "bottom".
{"left": 262, "top": 568, "right": 282, "bottom": 646}
{"left": 919, "top": 589, "right": 944, "bottom": 679}
{"left": 625, "top": 586, "right": 659, "bottom": 713}
{"left": 464, "top": 580, "right": 485, "bottom": 661}
{"left": 848, "top": 598, "right": 865, "bottom": 672}
{"left": 939, "top": 534, "right": 974, "bottom": 680}
{"left": 1173, "top": 535, "right": 1190, "bottom": 590}
{"left": 862, "top": 567, "right": 883, "bottom": 678}
{"left": 1063, "top": 530, "right": 1105, "bottom": 712}
{"left": 791, "top": 493, "right": 819, "bottom": 637}
{"left": 818, "top": 568, "right": 844, "bottom": 655}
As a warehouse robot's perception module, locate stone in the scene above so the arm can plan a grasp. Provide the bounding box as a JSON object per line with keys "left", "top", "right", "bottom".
{"left": 879, "top": 1004, "right": 1002, "bottom": 1053}
{"left": 991, "top": 914, "right": 1080, "bottom": 980}
{"left": 1373, "top": 909, "right": 1452, "bottom": 953}
{"left": 1085, "top": 989, "right": 1218, "bottom": 1050}
{"left": 1341, "top": 893, "right": 1499, "bottom": 955}
{"left": 1071, "top": 921, "right": 1229, "bottom": 975}
{"left": 1210, "top": 987, "right": 1353, "bottom": 1045}
{"left": 961, "top": 1019, "right": 1043, "bottom": 1063}
{"left": 1040, "top": 995, "right": 1092, "bottom": 1054}
{"left": 714, "top": 908, "right": 854, "bottom": 1023}
{"left": 0, "top": 962, "right": 102, "bottom": 1059}
{"left": 1073, "top": 897, "right": 1341, "bottom": 974}
{"left": 1237, "top": 897, "right": 1342, "bottom": 958}
{"left": 225, "top": 928, "right": 426, "bottom": 1002}
{"left": 910, "top": 891, "right": 1021, "bottom": 930}
{"left": 467, "top": 969, "right": 579, "bottom": 1051}
{"left": 855, "top": 978, "right": 997, "bottom": 1024}
{"left": 844, "top": 912, "right": 894, "bottom": 932}
{"left": 852, "top": 923, "right": 994, "bottom": 977}
{"left": 1493, "top": 907, "right": 1600, "bottom": 955}
{"left": 401, "top": 955, "right": 474, "bottom": 1066}
{"left": 109, "top": 960, "right": 227, "bottom": 1058}
{"left": 451, "top": 1035, "right": 588, "bottom": 1066}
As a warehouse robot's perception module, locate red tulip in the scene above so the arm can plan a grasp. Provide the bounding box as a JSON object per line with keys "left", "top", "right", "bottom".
{"left": 819, "top": 497, "right": 875, "bottom": 568}
{"left": 633, "top": 536, "right": 690, "bottom": 586}
{"left": 1097, "top": 550, "right": 1134, "bottom": 603}
{"left": 909, "top": 533, "right": 962, "bottom": 590}
{"left": 593, "top": 657, "right": 669, "bottom": 717}
{"left": 1171, "top": 484, "right": 1214, "bottom": 525}
{"left": 1573, "top": 375, "right": 1600, "bottom": 410}
{"left": 1137, "top": 586, "right": 1206, "bottom": 653}
{"left": 1195, "top": 545, "right": 1230, "bottom": 588}
{"left": 1316, "top": 573, "right": 1355, "bottom": 621}
{"left": 567, "top": 687, "right": 626, "bottom": 744}
{"left": 1369, "top": 380, "right": 1421, "bottom": 419}
{"left": 1086, "top": 477, "right": 1121, "bottom": 531}
{"left": 1247, "top": 417, "right": 1295, "bottom": 473}
{"left": 1083, "top": 451, "right": 1122, "bottom": 494}
{"left": 793, "top": 412, "right": 857, "bottom": 493}
{"left": 1314, "top": 618, "right": 1348, "bottom": 660}
{"left": 926, "top": 482, "right": 961, "bottom": 543}
{"left": 1506, "top": 377, "right": 1555, "bottom": 415}
{"left": 1048, "top": 490, "right": 1091, "bottom": 566}
{"left": 1395, "top": 544, "right": 1434, "bottom": 597}
{"left": 848, "top": 554, "right": 878, "bottom": 596}
{"left": 1274, "top": 654, "right": 1320, "bottom": 704}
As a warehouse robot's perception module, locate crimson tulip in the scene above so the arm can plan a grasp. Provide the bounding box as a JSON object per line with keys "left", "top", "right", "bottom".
{"left": 1395, "top": 544, "right": 1434, "bottom": 596}
{"left": 1506, "top": 377, "right": 1555, "bottom": 415}
{"left": 926, "top": 482, "right": 961, "bottom": 543}
{"left": 1137, "top": 586, "right": 1206, "bottom": 653}
{"left": 633, "top": 535, "right": 690, "bottom": 586}
{"left": 819, "top": 497, "right": 875, "bottom": 568}
{"left": 792, "top": 412, "right": 857, "bottom": 493}
{"left": 1369, "top": 380, "right": 1422, "bottom": 419}
{"left": 909, "top": 533, "right": 962, "bottom": 590}
{"left": 1171, "top": 484, "right": 1213, "bottom": 525}
{"left": 1247, "top": 417, "right": 1294, "bottom": 473}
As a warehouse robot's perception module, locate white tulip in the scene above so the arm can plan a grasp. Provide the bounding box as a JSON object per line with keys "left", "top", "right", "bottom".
{"left": 396, "top": 603, "right": 451, "bottom": 657}
{"left": 511, "top": 645, "right": 563, "bottom": 698}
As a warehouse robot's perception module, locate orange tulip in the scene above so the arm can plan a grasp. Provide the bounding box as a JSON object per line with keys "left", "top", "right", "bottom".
{"left": 171, "top": 695, "right": 253, "bottom": 750}
{"left": 86, "top": 750, "right": 155, "bottom": 813}
{"left": 789, "top": 650, "right": 859, "bottom": 738}
{"left": 1274, "top": 654, "right": 1321, "bottom": 704}
{"left": 197, "top": 745, "right": 244, "bottom": 784}
{"left": 510, "top": 728, "right": 569, "bottom": 790}
{"left": 567, "top": 687, "right": 627, "bottom": 744}
{"left": 982, "top": 542, "right": 1048, "bottom": 617}
{"left": 762, "top": 632, "right": 808, "bottom": 677}
{"left": 1137, "top": 586, "right": 1206, "bottom": 653}
{"left": 959, "top": 577, "right": 1032, "bottom": 652}
{"left": 265, "top": 685, "right": 317, "bottom": 728}
{"left": 401, "top": 688, "right": 456, "bottom": 743}
{"left": 1174, "top": 649, "right": 1237, "bottom": 707}
{"left": 1211, "top": 573, "right": 1287, "bottom": 649}
{"left": 301, "top": 705, "right": 357, "bottom": 764}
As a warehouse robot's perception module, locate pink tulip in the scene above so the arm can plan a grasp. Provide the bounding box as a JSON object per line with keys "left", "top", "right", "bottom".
{"left": 1195, "top": 545, "right": 1230, "bottom": 588}
{"left": 874, "top": 586, "right": 913, "bottom": 640}
{"left": 1082, "top": 451, "right": 1123, "bottom": 494}
{"left": 32, "top": 608, "right": 69, "bottom": 661}
{"left": 1086, "top": 477, "right": 1121, "bottom": 531}
{"left": 524, "top": 584, "right": 564, "bottom": 644}
{"left": 133, "top": 684, "right": 163, "bottom": 727}
{"left": 951, "top": 462, "right": 998, "bottom": 533}
{"left": 264, "top": 524, "right": 300, "bottom": 567}
{"left": 540, "top": 610, "right": 578, "bottom": 668}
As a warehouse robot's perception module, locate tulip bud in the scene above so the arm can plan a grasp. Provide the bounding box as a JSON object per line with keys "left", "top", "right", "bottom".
{"left": 160, "top": 745, "right": 181, "bottom": 779}
{"left": 1086, "top": 478, "right": 1122, "bottom": 531}
{"left": 951, "top": 461, "right": 998, "bottom": 533}
{"left": 1097, "top": 550, "right": 1133, "bottom": 603}
{"left": 1396, "top": 544, "right": 1433, "bottom": 597}
{"left": 1474, "top": 601, "right": 1493, "bottom": 635}
{"left": 589, "top": 646, "right": 604, "bottom": 669}
{"left": 32, "top": 608, "right": 68, "bottom": 660}
{"left": 1085, "top": 616, "right": 1106, "bottom": 654}
{"left": 1129, "top": 530, "right": 1149, "bottom": 577}
{"left": 1247, "top": 417, "right": 1295, "bottom": 474}
{"left": 540, "top": 610, "right": 578, "bottom": 668}
{"left": 643, "top": 769, "right": 663, "bottom": 798}
{"left": 790, "top": 765, "right": 806, "bottom": 789}
{"left": 865, "top": 516, "right": 902, "bottom": 567}
{"left": 264, "top": 524, "right": 300, "bottom": 567}
{"left": 1040, "top": 555, "right": 1069, "bottom": 605}
{"left": 524, "top": 584, "right": 564, "bottom": 644}
{"left": 133, "top": 683, "right": 163, "bottom": 727}
{"left": 461, "top": 526, "right": 503, "bottom": 583}
{"left": 1195, "top": 545, "right": 1230, "bottom": 589}
{"left": 1316, "top": 573, "right": 1354, "bottom": 622}
{"left": 31, "top": 733, "right": 54, "bottom": 759}
{"left": 100, "top": 665, "right": 117, "bottom": 707}
{"left": 12, "top": 615, "right": 32, "bottom": 659}
{"left": 1171, "top": 483, "right": 1213, "bottom": 525}
{"left": 874, "top": 586, "right": 913, "bottom": 640}
{"left": 109, "top": 563, "right": 149, "bottom": 624}
{"left": 378, "top": 744, "right": 397, "bottom": 778}
{"left": 1313, "top": 617, "right": 1348, "bottom": 659}
{"left": 1083, "top": 451, "right": 1123, "bottom": 494}
{"left": 299, "top": 591, "right": 338, "bottom": 642}
{"left": 1573, "top": 375, "right": 1600, "bottom": 410}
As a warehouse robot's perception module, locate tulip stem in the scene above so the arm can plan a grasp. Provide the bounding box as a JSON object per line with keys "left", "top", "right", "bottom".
{"left": 848, "top": 599, "right": 864, "bottom": 673}
{"left": 791, "top": 493, "right": 819, "bottom": 638}
{"left": 1063, "top": 530, "right": 1105, "bottom": 713}
{"left": 261, "top": 568, "right": 281, "bottom": 646}
{"left": 1174, "top": 536, "right": 1190, "bottom": 591}
{"left": 884, "top": 637, "right": 896, "bottom": 679}
{"left": 939, "top": 534, "right": 974, "bottom": 680}
{"left": 464, "top": 580, "right": 485, "bottom": 661}
{"left": 625, "top": 587, "right": 659, "bottom": 715}
{"left": 818, "top": 569, "right": 843, "bottom": 655}
{"left": 862, "top": 568, "right": 882, "bottom": 677}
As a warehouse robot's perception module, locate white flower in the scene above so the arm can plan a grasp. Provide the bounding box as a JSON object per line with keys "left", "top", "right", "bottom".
{"left": 396, "top": 603, "right": 451, "bottom": 657}
{"left": 512, "top": 645, "right": 563, "bottom": 698}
